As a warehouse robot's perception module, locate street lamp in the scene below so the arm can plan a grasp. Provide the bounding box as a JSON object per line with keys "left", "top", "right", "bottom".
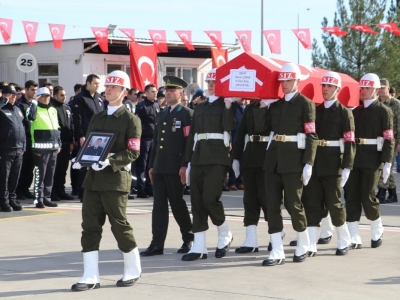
{"left": 297, "top": 8, "right": 311, "bottom": 63}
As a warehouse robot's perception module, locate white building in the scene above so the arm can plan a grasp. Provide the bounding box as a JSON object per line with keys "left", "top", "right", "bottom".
{"left": 0, "top": 35, "right": 239, "bottom": 97}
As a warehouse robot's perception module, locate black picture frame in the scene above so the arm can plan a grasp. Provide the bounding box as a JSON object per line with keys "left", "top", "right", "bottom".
{"left": 76, "top": 131, "right": 119, "bottom": 167}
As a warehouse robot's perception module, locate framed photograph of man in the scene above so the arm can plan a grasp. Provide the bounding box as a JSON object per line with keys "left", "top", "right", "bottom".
{"left": 76, "top": 131, "right": 119, "bottom": 166}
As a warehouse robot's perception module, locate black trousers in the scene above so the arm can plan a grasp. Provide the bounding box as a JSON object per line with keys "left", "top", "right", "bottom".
{"left": 52, "top": 142, "right": 70, "bottom": 194}
{"left": 0, "top": 148, "right": 23, "bottom": 206}
{"left": 70, "top": 147, "right": 79, "bottom": 191}
{"left": 241, "top": 168, "right": 268, "bottom": 226}
{"left": 151, "top": 173, "right": 193, "bottom": 248}
{"left": 16, "top": 142, "right": 34, "bottom": 194}
{"left": 32, "top": 149, "right": 58, "bottom": 203}
{"left": 190, "top": 165, "right": 227, "bottom": 232}
{"left": 135, "top": 138, "right": 153, "bottom": 194}
{"left": 265, "top": 172, "right": 307, "bottom": 234}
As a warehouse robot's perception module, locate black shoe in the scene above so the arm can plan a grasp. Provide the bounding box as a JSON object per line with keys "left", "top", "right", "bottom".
{"left": 116, "top": 277, "right": 139, "bottom": 287}
{"left": 182, "top": 253, "right": 207, "bottom": 261}
{"left": 71, "top": 189, "right": 79, "bottom": 196}
{"left": 336, "top": 247, "right": 349, "bottom": 256}
{"left": 9, "top": 202, "right": 23, "bottom": 211}
{"left": 350, "top": 243, "right": 362, "bottom": 249}
{"left": 371, "top": 236, "right": 383, "bottom": 248}
{"left": 128, "top": 194, "right": 135, "bottom": 200}
{"left": 183, "top": 187, "right": 190, "bottom": 195}
{"left": 267, "top": 242, "right": 272, "bottom": 252}
{"left": 0, "top": 204, "right": 13, "bottom": 212}
{"left": 177, "top": 241, "right": 193, "bottom": 254}
{"left": 35, "top": 202, "right": 45, "bottom": 208}
{"left": 51, "top": 193, "right": 61, "bottom": 201}
{"left": 386, "top": 188, "right": 397, "bottom": 203}
{"left": 289, "top": 240, "right": 297, "bottom": 246}
{"left": 235, "top": 246, "right": 258, "bottom": 253}
{"left": 317, "top": 235, "right": 332, "bottom": 244}
{"left": 16, "top": 192, "right": 27, "bottom": 200}
{"left": 262, "top": 258, "right": 285, "bottom": 266}
{"left": 293, "top": 253, "right": 307, "bottom": 262}
{"left": 146, "top": 191, "right": 153, "bottom": 197}
{"left": 222, "top": 185, "right": 230, "bottom": 192}
{"left": 136, "top": 193, "right": 149, "bottom": 198}
{"left": 57, "top": 192, "right": 75, "bottom": 200}
{"left": 215, "top": 236, "right": 233, "bottom": 258}
{"left": 24, "top": 192, "right": 34, "bottom": 199}
{"left": 140, "top": 245, "right": 163, "bottom": 256}
{"left": 307, "top": 251, "right": 317, "bottom": 257}
{"left": 377, "top": 188, "right": 387, "bottom": 203}
{"left": 130, "top": 187, "right": 137, "bottom": 195}
{"left": 43, "top": 199, "right": 58, "bottom": 207}
{"left": 71, "top": 282, "right": 100, "bottom": 291}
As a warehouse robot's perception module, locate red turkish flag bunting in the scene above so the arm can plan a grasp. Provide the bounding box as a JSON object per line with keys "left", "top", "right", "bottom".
{"left": 235, "top": 30, "right": 252, "bottom": 53}
{"left": 129, "top": 42, "right": 158, "bottom": 90}
{"left": 176, "top": 30, "right": 195, "bottom": 51}
{"left": 205, "top": 30, "right": 223, "bottom": 50}
{"left": 0, "top": 18, "right": 13, "bottom": 44}
{"left": 349, "top": 24, "right": 378, "bottom": 34}
{"left": 211, "top": 47, "right": 228, "bottom": 68}
{"left": 22, "top": 21, "right": 39, "bottom": 45}
{"left": 119, "top": 28, "right": 136, "bottom": 42}
{"left": 376, "top": 23, "right": 400, "bottom": 35}
{"left": 48, "top": 24, "right": 65, "bottom": 49}
{"left": 322, "top": 27, "right": 348, "bottom": 36}
{"left": 292, "top": 28, "right": 312, "bottom": 50}
{"left": 91, "top": 27, "right": 108, "bottom": 52}
{"left": 262, "top": 30, "right": 281, "bottom": 54}
{"left": 148, "top": 30, "right": 168, "bottom": 53}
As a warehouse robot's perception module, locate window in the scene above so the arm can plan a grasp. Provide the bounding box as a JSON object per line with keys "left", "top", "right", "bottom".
{"left": 38, "top": 63, "right": 59, "bottom": 87}
{"left": 165, "top": 67, "right": 197, "bottom": 84}
{"left": 107, "top": 64, "right": 123, "bottom": 73}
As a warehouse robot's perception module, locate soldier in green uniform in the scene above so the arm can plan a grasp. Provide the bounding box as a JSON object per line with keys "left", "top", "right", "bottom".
{"left": 302, "top": 71, "right": 355, "bottom": 256}
{"left": 140, "top": 76, "right": 194, "bottom": 257}
{"left": 376, "top": 78, "right": 400, "bottom": 203}
{"left": 71, "top": 71, "right": 142, "bottom": 291}
{"left": 182, "top": 69, "right": 237, "bottom": 261}
{"left": 346, "top": 73, "right": 394, "bottom": 250}
{"left": 253, "top": 63, "right": 318, "bottom": 266}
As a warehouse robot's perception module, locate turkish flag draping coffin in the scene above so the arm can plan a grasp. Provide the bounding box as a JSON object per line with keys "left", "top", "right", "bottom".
{"left": 215, "top": 52, "right": 359, "bottom": 107}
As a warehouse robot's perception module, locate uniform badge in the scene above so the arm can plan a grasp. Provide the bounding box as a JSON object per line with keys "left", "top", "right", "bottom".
{"left": 175, "top": 120, "right": 181, "bottom": 128}
{"left": 172, "top": 118, "right": 177, "bottom": 132}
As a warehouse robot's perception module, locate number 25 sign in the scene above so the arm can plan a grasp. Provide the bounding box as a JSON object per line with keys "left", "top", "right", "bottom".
{"left": 16, "top": 53, "right": 37, "bottom": 73}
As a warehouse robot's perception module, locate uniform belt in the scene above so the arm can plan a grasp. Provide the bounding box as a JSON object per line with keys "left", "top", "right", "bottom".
{"left": 249, "top": 135, "right": 269, "bottom": 142}
{"left": 273, "top": 134, "right": 298, "bottom": 142}
{"left": 317, "top": 140, "right": 340, "bottom": 147}
{"left": 197, "top": 133, "right": 224, "bottom": 140}
{"left": 355, "top": 138, "right": 378, "bottom": 145}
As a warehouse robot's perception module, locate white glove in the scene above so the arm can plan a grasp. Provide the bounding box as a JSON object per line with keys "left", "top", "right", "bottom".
{"left": 92, "top": 159, "right": 110, "bottom": 171}
{"left": 260, "top": 99, "right": 279, "bottom": 108}
{"left": 72, "top": 162, "right": 82, "bottom": 170}
{"left": 186, "top": 163, "right": 191, "bottom": 186}
{"left": 72, "top": 157, "right": 76, "bottom": 163}
{"left": 302, "top": 164, "right": 312, "bottom": 186}
{"left": 382, "top": 162, "right": 392, "bottom": 184}
{"left": 232, "top": 159, "right": 240, "bottom": 178}
{"left": 224, "top": 98, "right": 233, "bottom": 109}
{"left": 340, "top": 168, "right": 350, "bottom": 188}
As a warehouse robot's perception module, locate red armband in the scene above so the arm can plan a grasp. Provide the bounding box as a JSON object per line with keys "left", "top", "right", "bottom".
{"left": 343, "top": 131, "right": 355, "bottom": 142}
{"left": 127, "top": 138, "right": 140, "bottom": 150}
{"left": 383, "top": 129, "right": 394, "bottom": 140}
{"left": 183, "top": 126, "right": 190, "bottom": 137}
{"left": 303, "top": 122, "right": 316, "bottom": 134}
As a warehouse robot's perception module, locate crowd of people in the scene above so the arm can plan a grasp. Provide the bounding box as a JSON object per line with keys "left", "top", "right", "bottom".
{"left": 0, "top": 64, "right": 398, "bottom": 290}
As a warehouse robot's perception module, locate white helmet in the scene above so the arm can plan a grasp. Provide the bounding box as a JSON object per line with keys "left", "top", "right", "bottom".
{"left": 321, "top": 71, "right": 341, "bottom": 88}
{"left": 359, "top": 73, "right": 380, "bottom": 88}
{"left": 278, "top": 63, "right": 301, "bottom": 81}
{"left": 104, "top": 70, "right": 131, "bottom": 89}
{"left": 205, "top": 68, "right": 217, "bottom": 81}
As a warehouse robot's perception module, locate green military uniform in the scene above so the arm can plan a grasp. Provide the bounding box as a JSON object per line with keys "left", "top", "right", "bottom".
{"left": 232, "top": 101, "right": 269, "bottom": 226}
{"left": 346, "top": 100, "right": 394, "bottom": 222}
{"left": 81, "top": 106, "right": 142, "bottom": 253}
{"left": 148, "top": 103, "right": 194, "bottom": 248}
{"left": 253, "top": 92, "right": 318, "bottom": 234}
{"left": 185, "top": 97, "right": 236, "bottom": 232}
{"left": 302, "top": 101, "right": 355, "bottom": 227}
{"left": 377, "top": 96, "right": 400, "bottom": 190}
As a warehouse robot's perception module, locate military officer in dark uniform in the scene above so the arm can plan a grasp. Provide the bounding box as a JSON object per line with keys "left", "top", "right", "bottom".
{"left": 84, "top": 138, "right": 104, "bottom": 156}
{"left": 140, "top": 76, "right": 194, "bottom": 257}
{"left": 182, "top": 69, "right": 237, "bottom": 261}
{"left": 0, "top": 83, "right": 25, "bottom": 212}
{"left": 254, "top": 63, "right": 318, "bottom": 266}
{"left": 345, "top": 73, "right": 394, "bottom": 250}
{"left": 71, "top": 71, "right": 142, "bottom": 291}
{"left": 302, "top": 71, "right": 354, "bottom": 256}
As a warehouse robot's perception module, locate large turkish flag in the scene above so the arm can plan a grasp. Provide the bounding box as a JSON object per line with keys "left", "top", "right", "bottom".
{"left": 129, "top": 42, "right": 158, "bottom": 90}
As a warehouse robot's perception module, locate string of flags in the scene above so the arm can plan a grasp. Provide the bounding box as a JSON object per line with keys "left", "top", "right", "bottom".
{"left": 0, "top": 18, "right": 399, "bottom": 54}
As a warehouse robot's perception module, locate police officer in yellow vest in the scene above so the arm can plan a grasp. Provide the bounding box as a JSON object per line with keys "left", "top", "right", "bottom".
{"left": 71, "top": 71, "right": 142, "bottom": 291}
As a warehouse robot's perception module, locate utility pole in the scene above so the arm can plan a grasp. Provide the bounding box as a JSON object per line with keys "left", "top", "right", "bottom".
{"left": 261, "top": 0, "right": 264, "bottom": 56}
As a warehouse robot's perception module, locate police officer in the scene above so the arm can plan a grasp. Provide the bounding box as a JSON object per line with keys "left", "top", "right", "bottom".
{"left": 376, "top": 78, "right": 400, "bottom": 203}
{"left": 50, "top": 86, "right": 75, "bottom": 201}
{"left": 140, "top": 76, "right": 194, "bottom": 257}
{"left": 302, "top": 71, "right": 354, "bottom": 256}
{"left": 346, "top": 73, "right": 394, "bottom": 249}
{"left": 182, "top": 69, "right": 236, "bottom": 261}
{"left": 0, "top": 83, "right": 25, "bottom": 212}
{"left": 71, "top": 71, "right": 142, "bottom": 291}
{"left": 73, "top": 74, "right": 104, "bottom": 201}
{"left": 254, "top": 63, "right": 318, "bottom": 266}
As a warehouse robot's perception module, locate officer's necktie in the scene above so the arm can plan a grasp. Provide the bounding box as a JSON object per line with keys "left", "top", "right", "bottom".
{"left": 167, "top": 106, "right": 171, "bottom": 114}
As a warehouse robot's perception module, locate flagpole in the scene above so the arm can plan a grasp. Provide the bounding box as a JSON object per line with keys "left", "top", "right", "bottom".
{"left": 261, "top": 0, "right": 264, "bottom": 56}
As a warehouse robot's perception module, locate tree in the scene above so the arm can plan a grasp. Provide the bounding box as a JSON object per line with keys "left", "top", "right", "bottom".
{"left": 312, "top": 0, "right": 387, "bottom": 81}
